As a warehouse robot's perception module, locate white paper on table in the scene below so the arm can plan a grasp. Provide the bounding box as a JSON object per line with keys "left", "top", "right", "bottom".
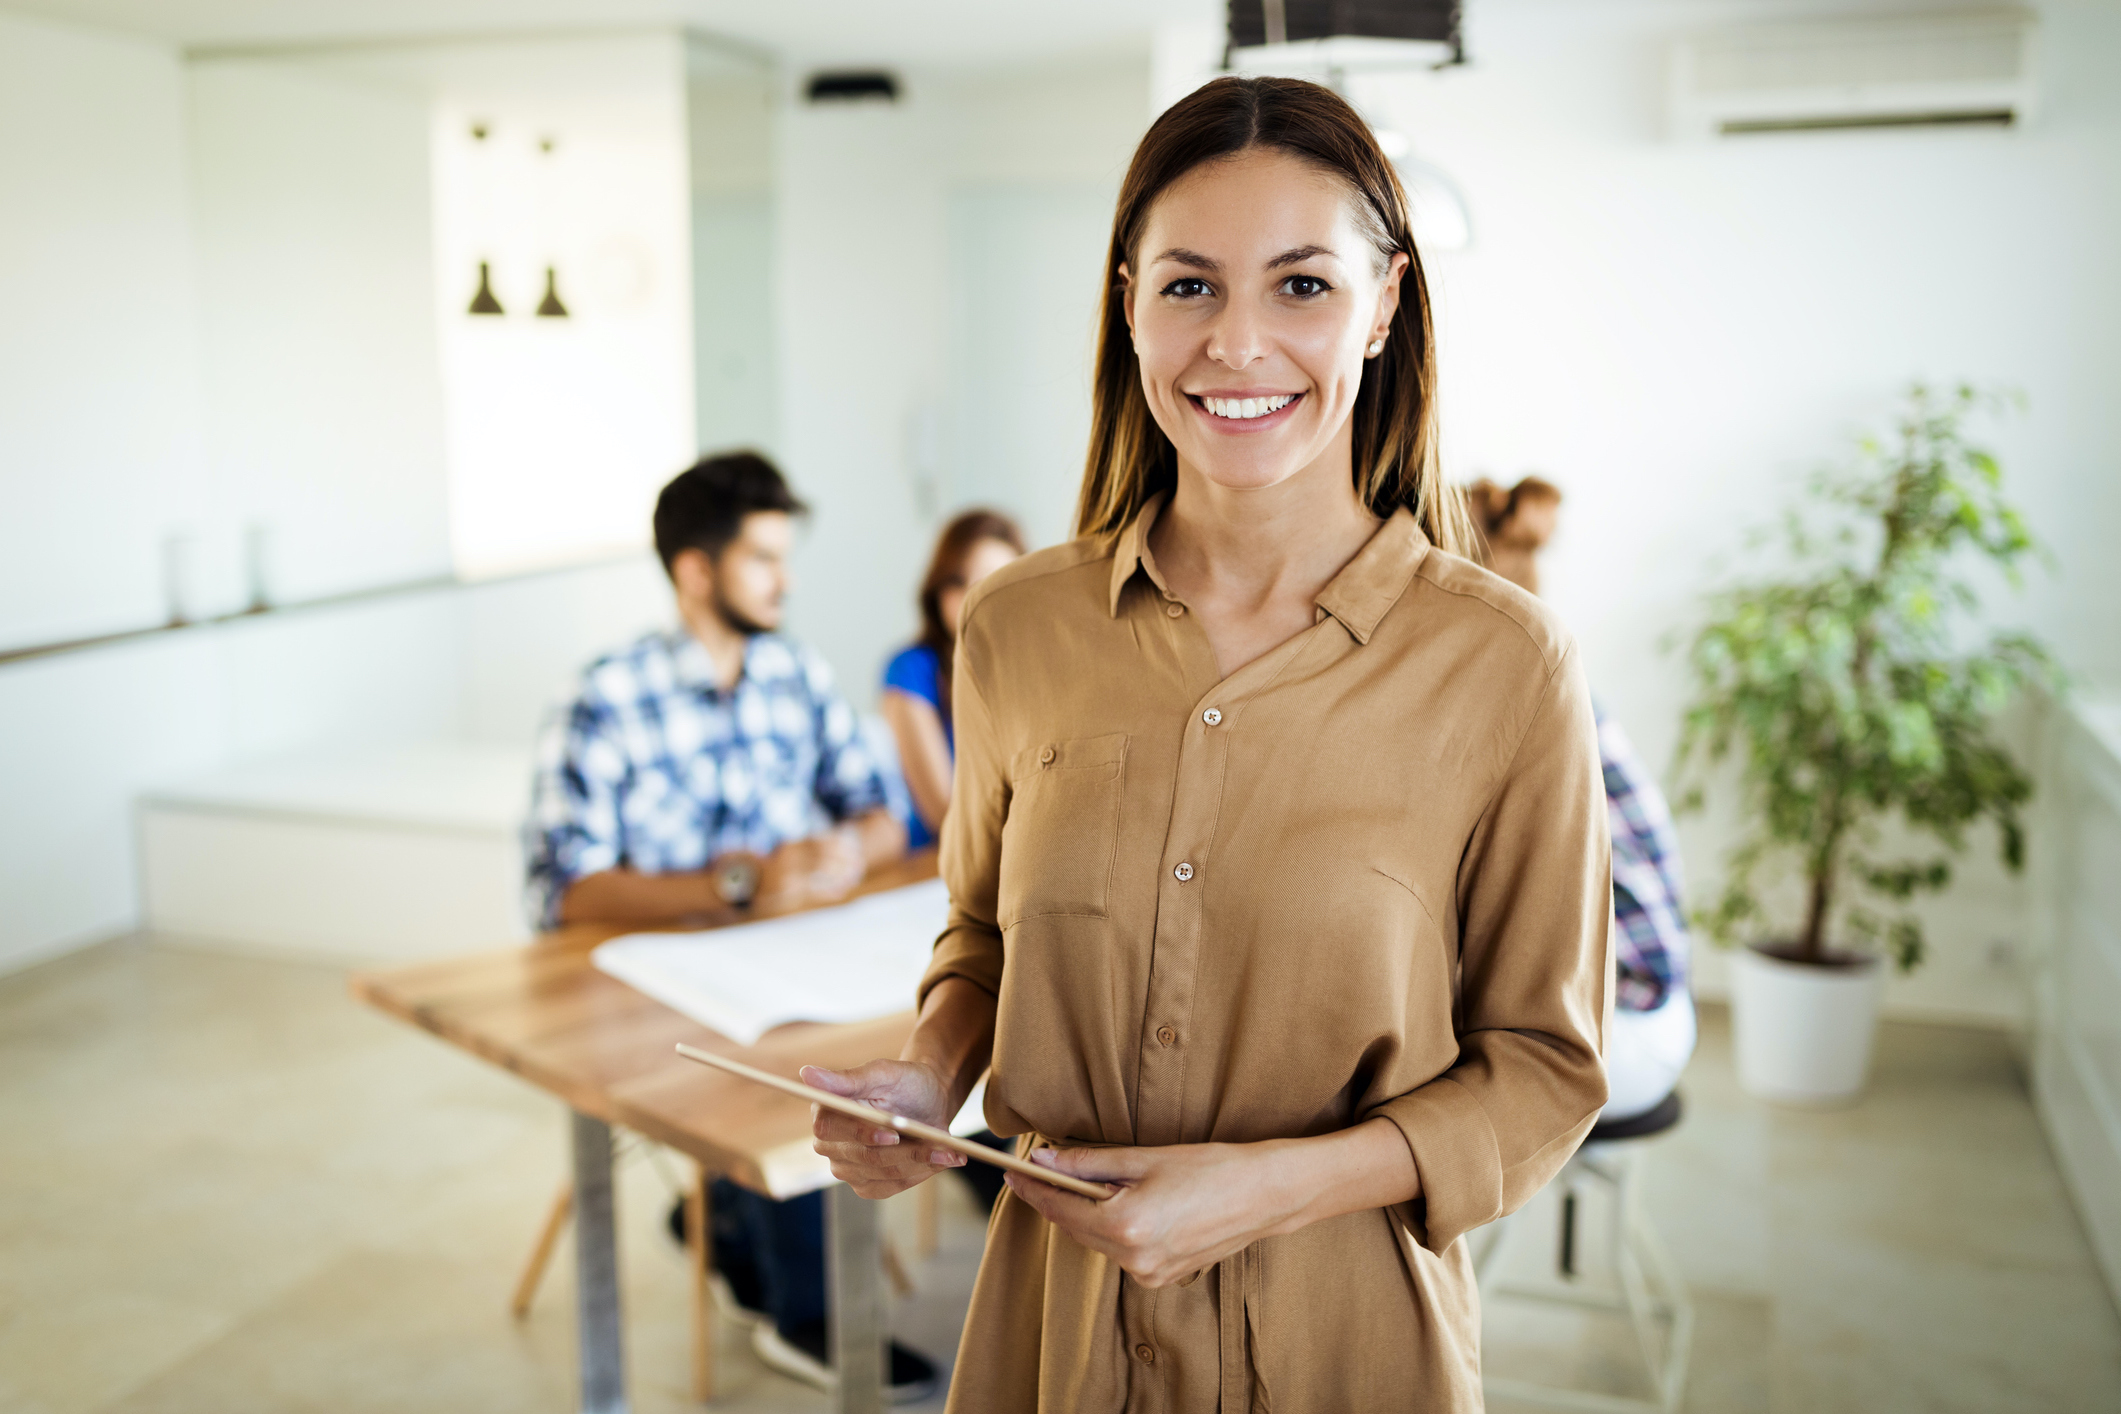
{"left": 591, "top": 878, "right": 950, "bottom": 1047}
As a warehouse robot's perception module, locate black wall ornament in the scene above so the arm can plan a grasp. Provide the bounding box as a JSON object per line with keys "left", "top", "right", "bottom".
{"left": 536, "top": 267, "right": 570, "bottom": 318}
{"left": 468, "top": 260, "right": 505, "bottom": 315}
{"left": 532, "top": 133, "right": 569, "bottom": 317}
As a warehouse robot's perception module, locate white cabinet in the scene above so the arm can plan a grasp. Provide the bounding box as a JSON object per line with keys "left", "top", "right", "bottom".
{"left": 2031, "top": 699, "right": 2121, "bottom": 1312}
{"left": 139, "top": 742, "right": 533, "bottom": 961}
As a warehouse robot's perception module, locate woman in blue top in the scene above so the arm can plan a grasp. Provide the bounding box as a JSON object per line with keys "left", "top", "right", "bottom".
{"left": 881, "top": 509, "right": 1025, "bottom": 849}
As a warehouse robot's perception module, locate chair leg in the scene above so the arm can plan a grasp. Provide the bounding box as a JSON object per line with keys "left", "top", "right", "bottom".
{"left": 688, "top": 1163, "right": 715, "bottom": 1403}
{"left": 1559, "top": 1186, "right": 1580, "bottom": 1279}
{"left": 1480, "top": 1143, "right": 1693, "bottom": 1414}
{"left": 510, "top": 1180, "right": 574, "bottom": 1319}
{"left": 882, "top": 1236, "right": 917, "bottom": 1297}
{"left": 1631, "top": 1202, "right": 1696, "bottom": 1412}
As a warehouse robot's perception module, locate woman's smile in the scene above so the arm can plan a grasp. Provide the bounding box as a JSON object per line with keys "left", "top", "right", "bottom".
{"left": 1188, "top": 390, "right": 1305, "bottom": 429}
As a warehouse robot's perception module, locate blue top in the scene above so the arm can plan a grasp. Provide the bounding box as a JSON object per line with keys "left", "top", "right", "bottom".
{"left": 882, "top": 643, "right": 950, "bottom": 849}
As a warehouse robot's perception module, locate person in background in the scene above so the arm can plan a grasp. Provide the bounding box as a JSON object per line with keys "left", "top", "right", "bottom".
{"left": 880, "top": 510, "right": 1027, "bottom": 850}
{"left": 1467, "top": 475, "right": 1698, "bottom": 1119}
{"left": 524, "top": 450, "right": 932, "bottom": 1401}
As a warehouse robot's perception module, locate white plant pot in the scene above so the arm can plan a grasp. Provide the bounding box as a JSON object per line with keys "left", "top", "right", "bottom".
{"left": 1729, "top": 945, "right": 1884, "bottom": 1104}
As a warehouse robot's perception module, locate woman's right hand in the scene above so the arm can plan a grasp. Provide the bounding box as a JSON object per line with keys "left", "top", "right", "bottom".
{"left": 803, "top": 1059, "right": 967, "bottom": 1198}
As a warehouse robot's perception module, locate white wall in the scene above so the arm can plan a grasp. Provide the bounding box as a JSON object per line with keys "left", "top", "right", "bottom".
{"left": 461, "top": 553, "right": 671, "bottom": 747}
{"left": 0, "top": 11, "right": 210, "bottom": 648}
{"left": 689, "top": 44, "right": 780, "bottom": 457}
{"left": 774, "top": 54, "right": 1150, "bottom": 703}
{"left": 1334, "top": 0, "right": 2121, "bottom": 1025}
{"left": 943, "top": 61, "right": 1148, "bottom": 548}
{"left": 188, "top": 55, "right": 453, "bottom": 611}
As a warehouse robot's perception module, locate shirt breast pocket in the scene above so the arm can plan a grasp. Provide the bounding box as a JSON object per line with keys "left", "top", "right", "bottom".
{"left": 996, "top": 733, "right": 1129, "bottom": 928}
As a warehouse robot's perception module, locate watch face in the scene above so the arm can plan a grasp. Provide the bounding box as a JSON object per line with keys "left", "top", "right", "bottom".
{"left": 716, "top": 859, "right": 759, "bottom": 905}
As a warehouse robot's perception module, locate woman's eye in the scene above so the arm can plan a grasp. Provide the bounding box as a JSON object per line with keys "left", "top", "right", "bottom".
{"left": 1282, "top": 275, "right": 1333, "bottom": 298}
{"left": 1160, "top": 278, "right": 1212, "bottom": 299}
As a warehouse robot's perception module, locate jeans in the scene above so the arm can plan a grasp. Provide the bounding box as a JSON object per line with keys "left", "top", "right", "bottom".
{"left": 708, "top": 1180, "right": 825, "bottom": 1338}
{"left": 707, "top": 1131, "right": 1015, "bottom": 1339}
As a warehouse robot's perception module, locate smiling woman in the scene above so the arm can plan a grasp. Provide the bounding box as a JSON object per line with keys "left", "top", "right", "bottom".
{"left": 804, "top": 76, "right": 1612, "bottom": 1413}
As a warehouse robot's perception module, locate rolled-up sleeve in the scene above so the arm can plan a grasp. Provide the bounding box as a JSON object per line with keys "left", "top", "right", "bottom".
{"left": 1365, "top": 640, "right": 1613, "bottom": 1253}
{"left": 917, "top": 600, "right": 1009, "bottom": 1004}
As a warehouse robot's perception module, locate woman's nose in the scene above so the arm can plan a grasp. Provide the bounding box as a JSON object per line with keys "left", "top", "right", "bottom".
{"left": 1204, "top": 303, "right": 1268, "bottom": 370}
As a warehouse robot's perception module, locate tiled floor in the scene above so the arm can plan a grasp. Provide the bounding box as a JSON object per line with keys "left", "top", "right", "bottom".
{"left": 1, "top": 935, "right": 2116, "bottom": 1413}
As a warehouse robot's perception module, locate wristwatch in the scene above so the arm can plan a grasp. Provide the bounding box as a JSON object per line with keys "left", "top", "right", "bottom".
{"left": 710, "top": 853, "right": 762, "bottom": 908}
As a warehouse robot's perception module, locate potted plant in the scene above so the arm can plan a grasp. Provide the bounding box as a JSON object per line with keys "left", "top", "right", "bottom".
{"left": 1674, "top": 385, "right": 2054, "bottom": 1103}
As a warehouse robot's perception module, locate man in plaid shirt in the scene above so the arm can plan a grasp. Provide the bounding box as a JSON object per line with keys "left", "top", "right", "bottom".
{"left": 1599, "top": 701, "right": 1697, "bottom": 1118}
{"left": 524, "top": 451, "right": 935, "bottom": 1400}
{"left": 526, "top": 452, "right": 905, "bottom": 928}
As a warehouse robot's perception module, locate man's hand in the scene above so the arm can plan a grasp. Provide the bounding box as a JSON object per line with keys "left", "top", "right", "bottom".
{"left": 758, "top": 827, "right": 866, "bottom": 908}
{"left": 805, "top": 1059, "right": 966, "bottom": 1198}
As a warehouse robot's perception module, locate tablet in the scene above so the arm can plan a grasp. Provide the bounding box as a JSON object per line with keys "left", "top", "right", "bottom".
{"left": 674, "top": 1043, "right": 1115, "bottom": 1200}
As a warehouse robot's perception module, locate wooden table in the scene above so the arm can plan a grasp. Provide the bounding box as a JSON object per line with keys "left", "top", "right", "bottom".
{"left": 350, "top": 851, "right": 941, "bottom": 1414}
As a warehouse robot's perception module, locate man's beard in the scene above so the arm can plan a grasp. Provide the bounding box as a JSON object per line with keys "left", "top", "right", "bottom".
{"left": 712, "top": 584, "right": 774, "bottom": 637}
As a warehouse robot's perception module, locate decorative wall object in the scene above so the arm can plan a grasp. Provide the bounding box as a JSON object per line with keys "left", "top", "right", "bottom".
{"left": 468, "top": 260, "right": 504, "bottom": 315}
{"left": 427, "top": 34, "right": 699, "bottom": 579}
{"left": 535, "top": 266, "right": 569, "bottom": 318}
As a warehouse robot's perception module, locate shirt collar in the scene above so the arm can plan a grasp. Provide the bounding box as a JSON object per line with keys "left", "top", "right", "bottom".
{"left": 1314, "top": 507, "right": 1429, "bottom": 645}
{"left": 1106, "top": 495, "right": 1430, "bottom": 645}
{"left": 1107, "top": 493, "right": 1167, "bottom": 617}
{"left": 670, "top": 628, "right": 744, "bottom": 695}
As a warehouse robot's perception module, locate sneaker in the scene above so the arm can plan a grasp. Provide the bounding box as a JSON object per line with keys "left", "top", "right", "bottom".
{"left": 751, "top": 1319, "right": 939, "bottom": 1405}
{"left": 706, "top": 1273, "right": 769, "bottom": 1330}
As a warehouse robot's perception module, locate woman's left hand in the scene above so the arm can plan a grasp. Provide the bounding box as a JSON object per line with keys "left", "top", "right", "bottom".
{"left": 1002, "top": 1140, "right": 1301, "bottom": 1289}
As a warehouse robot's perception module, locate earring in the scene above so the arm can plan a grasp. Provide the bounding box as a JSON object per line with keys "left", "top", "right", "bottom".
{"left": 1367, "top": 339, "right": 1384, "bottom": 356}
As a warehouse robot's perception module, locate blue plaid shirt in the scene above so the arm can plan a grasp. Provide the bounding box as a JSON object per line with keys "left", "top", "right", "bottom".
{"left": 1599, "top": 702, "right": 1691, "bottom": 1012}
{"left": 524, "top": 629, "right": 890, "bottom": 927}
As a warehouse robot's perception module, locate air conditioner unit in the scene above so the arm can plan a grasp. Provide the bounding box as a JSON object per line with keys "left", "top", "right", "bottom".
{"left": 1669, "top": 9, "right": 2036, "bottom": 139}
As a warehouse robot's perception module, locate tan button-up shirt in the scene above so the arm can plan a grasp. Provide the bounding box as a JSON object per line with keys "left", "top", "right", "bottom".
{"left": 922, "top": 498, "right": 1612, "bottom": 1413}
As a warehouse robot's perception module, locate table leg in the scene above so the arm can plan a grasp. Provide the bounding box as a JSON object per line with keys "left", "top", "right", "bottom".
{"left": 571, "top": 1110, "right": 628, "bottom": 1414}
{"left": 826, "top": 1183, "right": 884, "bottom": 1414}
{"left": 687, "top": 1163, "right": 714, "bottom": 1402}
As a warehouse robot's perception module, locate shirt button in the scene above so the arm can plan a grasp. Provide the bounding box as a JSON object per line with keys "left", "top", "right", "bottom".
{"left": 1156, "top": 1025, "right": 1177, "bottom": 1046}
{"left": 1135, "top": 1344, "right": 1156, "bottom": 1364}
{"left": 1173, "top": 862, "right": 1194, "bottom": 882}
{"left": 1165, "top": 602, "right": 1185, "bottom": 618}
{"left": 1038, "top": 745, "right": 1056, "bottom": 766}
{"left": 1202, "top": 707, "right": 1222, "bottom": 726}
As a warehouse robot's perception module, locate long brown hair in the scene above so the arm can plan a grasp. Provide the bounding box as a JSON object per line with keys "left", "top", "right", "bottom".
{"left": 1074, "top": 75, "right": 1473, "bottom": 555}
{"left": 916, "top": 509, "right": 1027, "bottom": 719}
